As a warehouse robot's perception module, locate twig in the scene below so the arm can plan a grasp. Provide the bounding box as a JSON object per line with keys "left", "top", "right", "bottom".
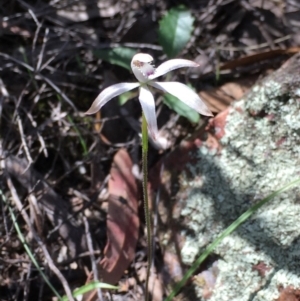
{"left": 28, "top": 8, "right": 42, "bottom": 54}
{"left": 0, "top": 52, "right": 78, "bottom": 111}
{"left": 83, "top": 216, "right": 103, "bottom": 301}
{"left": 23, "top": 261, "right": 32, "bottom": 301}
{"left": 114, "top": 42, "right": 162, "bottom": 51}
{"left": 40, "top": 42, "right": 69, "bottom": 71}
{"left": 6, "top": 155, "right": 87, "bottom": 258}
{"left": 215, "top": 35, "right": 291, "bottom": 51}
{"left": 36, "top": 27, "right": 49, "bottom": 72}
{"left": 0, "top": 180, "right": 62, "bottom": 300}
{"left": 6, "top": 175, "right": 75, "bottom": 301}
{"left": 28, "top": 193, "right": 43, "bottom": 236}
{"left": 16, "top": 113, "right": 33, "bottom": 166}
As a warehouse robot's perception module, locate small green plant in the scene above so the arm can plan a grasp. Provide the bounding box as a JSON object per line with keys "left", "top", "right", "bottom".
{"left": 94, "top": 6, "right": 199, "bottom": 126}
{"left": 86, "top": 53, "right": 212, "bottom": 301}
{"left": 158, "top": 6, "right": 200, "bottom": 123}
{"left": 158, "top": 6, "right": 194, "bottom": 59}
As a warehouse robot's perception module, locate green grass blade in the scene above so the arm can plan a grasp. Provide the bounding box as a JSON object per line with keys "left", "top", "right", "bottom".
{"left": 164, "top": 177, "right": 300, "bottom": 301}
{"left": 61, "top": 281, "right": 118, "bottom": 301}
{"left": 67, "top": 115, "right": 88, "bottom": 156}
{"left": 0, "top": 190, "right": 62, "bottom": 300}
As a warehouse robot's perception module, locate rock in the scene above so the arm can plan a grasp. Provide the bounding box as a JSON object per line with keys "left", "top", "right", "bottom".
{"left": 151, "top": 54, "right": 300, "bottom": 300}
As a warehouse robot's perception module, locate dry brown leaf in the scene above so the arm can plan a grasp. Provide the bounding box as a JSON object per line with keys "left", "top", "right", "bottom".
{"left": 199, "top": 78, "right": 256, "bottom": 113}
{"left": 276, "top": 286, "right": 300, "bottom": 301}
{"left": 199, "top": 49, "right": 300, "bottom": 114}
{"left": 207, "top": 109, "right": 229, "bottom": 140}
{"left": 83, "top": 149, "right": 139, "bottom": 301}
{"left": 100, "top": 149, "right": 139, "bottom": 283}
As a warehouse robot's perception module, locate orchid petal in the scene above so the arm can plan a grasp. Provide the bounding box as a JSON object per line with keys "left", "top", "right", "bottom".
{"left": 138, "top": 85, "right": 158, "bottom": 139}
{"left": 85, "top": 82, "right": 140, "bottom": 114}
{"left": 149, "top": 59, "right": 199, "bottom": 80}
{"left": 149, "top": 81, "right": 213, "bottom": 116}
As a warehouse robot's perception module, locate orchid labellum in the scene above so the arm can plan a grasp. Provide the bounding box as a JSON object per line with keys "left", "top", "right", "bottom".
{"left": 86, "top": 53, "right": 212, "bottom": 139}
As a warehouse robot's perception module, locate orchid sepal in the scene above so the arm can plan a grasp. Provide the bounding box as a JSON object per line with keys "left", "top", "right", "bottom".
{"left": 149, "top": 81, "right": 213, "bottom": 117}
{"left": 85, "top": 82, "right": 140, "bottom": 115}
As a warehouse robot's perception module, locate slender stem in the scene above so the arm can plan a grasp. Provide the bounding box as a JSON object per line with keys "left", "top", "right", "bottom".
{"left": 142, "top": 112, "right": 152, "bottom": 301}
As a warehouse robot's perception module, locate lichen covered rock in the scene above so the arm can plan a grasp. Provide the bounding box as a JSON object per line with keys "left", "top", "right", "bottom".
{"left": 155, "top": 54, "right": 300, "bottom": 300}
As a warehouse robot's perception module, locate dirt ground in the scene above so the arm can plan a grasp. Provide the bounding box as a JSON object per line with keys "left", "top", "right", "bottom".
{"left": 0, "top": 1, "right": 299, "bottom": 300}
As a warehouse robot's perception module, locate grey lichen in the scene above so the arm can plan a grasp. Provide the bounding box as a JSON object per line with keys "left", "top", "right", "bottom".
{"left": 177, "top": 54, "right": 300, "bottom": 300}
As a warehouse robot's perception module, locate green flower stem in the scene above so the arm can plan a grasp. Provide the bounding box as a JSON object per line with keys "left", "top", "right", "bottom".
{"left": 142, "top": 112, "right": 152, "bottom": 301}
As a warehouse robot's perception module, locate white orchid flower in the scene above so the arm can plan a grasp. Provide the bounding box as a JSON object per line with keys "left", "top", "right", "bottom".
{"left": 86, "top": 53, "right": 212, "bottom": 139}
